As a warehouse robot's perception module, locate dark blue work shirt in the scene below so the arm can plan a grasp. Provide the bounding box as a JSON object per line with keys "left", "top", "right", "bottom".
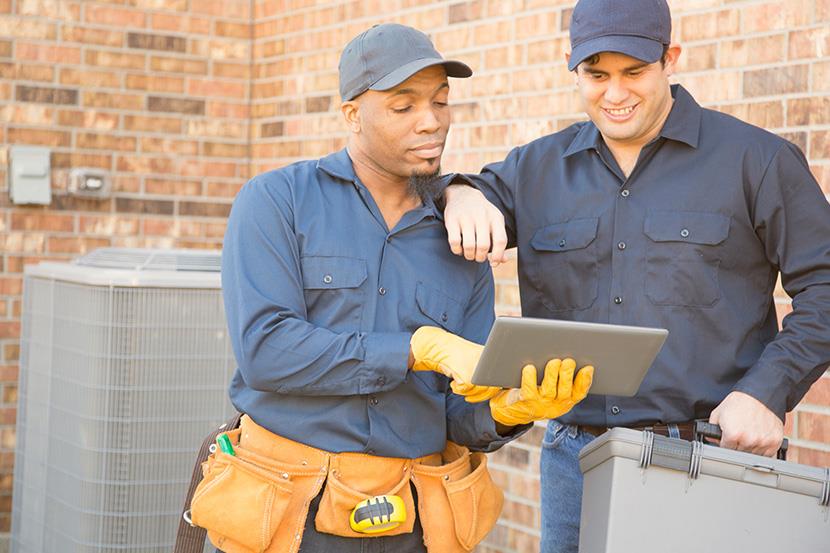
{"left": 467, "top": 85, "right": 830, "bottom": 426}
{"left": 222, "top": 149, "right": 518, "bottom": 458}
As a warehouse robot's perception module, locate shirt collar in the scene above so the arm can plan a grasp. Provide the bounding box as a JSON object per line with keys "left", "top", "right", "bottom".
{"left": 316, "top": 148, "right": 443, "bottom": 221}
{"left": 563, "top": 84, "right": 702, "bottom": 158}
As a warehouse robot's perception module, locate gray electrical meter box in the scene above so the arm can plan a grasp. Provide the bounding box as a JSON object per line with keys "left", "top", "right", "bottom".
{"left": 9, "top": 146, "right": 51, "bottom": 205}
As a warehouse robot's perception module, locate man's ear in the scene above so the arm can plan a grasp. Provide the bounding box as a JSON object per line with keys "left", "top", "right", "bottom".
{"left": 341, "top": 100, "right": 360, "bottom": 133}
{"left": 663, "top": 44, "right": 682, "bottom": 77}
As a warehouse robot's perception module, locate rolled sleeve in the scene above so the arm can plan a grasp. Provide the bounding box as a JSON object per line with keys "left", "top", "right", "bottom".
{"left": 359, "top": 332, "right": 411, "bottom": 393}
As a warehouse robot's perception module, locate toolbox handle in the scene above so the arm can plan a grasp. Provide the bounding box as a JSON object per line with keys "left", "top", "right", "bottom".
{"left": 693, "top": 421, "right": 789, "bottom": 461}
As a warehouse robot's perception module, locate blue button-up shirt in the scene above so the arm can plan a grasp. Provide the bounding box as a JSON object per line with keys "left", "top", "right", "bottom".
{"left": 222, "top": 149, "right": 517, "bottom": 458}
{"left": 466, "top": 85, "right": 830, "bottom": 426}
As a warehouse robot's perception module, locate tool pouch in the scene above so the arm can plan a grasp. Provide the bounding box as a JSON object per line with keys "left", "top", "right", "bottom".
{"left": 190, "top": 429, "right": 293, "bottom": 553}
{"left": 411, "top": 442, "right": 504, "bottom": 553}
{"left": 315, "top": 452, "right": 417, "bottom": 537}
{"left": 190, "top": 418, "right": 329, "bottom": 553}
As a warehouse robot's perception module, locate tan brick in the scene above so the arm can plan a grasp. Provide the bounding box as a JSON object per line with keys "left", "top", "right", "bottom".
{"left": 0, "top": 40, "right": 10, "bottom": 57}
{"left": 82, "top": 91, "right": 144, "bottom": 110}
{"left": 811, "top": 131, "right": 830, "bottom": 160}
{"left": 189, "top": 37, "right": 249, "bottom": 60}
{"left": 527, "top": 37, "right": 569, "bottom": 65}
{"left": 0, "top": 0, "right": 9, "bottom": 13}
{"left": 0, "top": 323, "right": 19, "bottom": 340}
{"left": 0, "top": 16, "right": 56, "bottom": 39}
{"left": 143, "top": 217, "right": 176, "bottom": 236}
{"left": 680, "top": 71, "right": 742, "bottom": 104}
{"left": 146, "top": 177, "right": 202, "bottom": 196}
{"left": 15, "top": 42, "right": 81, "bottom": 64}
{"left": 17, "top": 1, "right": 81, "bottom": 21}
{"left": 801, "top": 376, "right": 830, "bottom": 406}
{"left": 741, "top": 0, "right": 812, "bottom": 34}
{"left": 820, "top": 0, "right": 830, "bottom": 21}
{"left": 147, "top": 96, "right": 205, "bottom": 115}
{"left": 205, "top": 181, "right": 242, "bottom": 198}
{"left": 179, "top": 200, "right": 231, "bottom": 218}
{"left": 186, "top": 120, "right": 246, "bottom": 139}
{"left": 681, "top": 9, "right": 739, "bottom": 41}
{"left": 814, "top": 61, "right": 830, "bottom": 93}
{"left": 150, "top": 55, "right": 208, "bottom": 74}
{"left": 151, "top": 13, "right": 211, "bottom": 34}
{"left": 15, "top": 85, "right": 78, "bottom": 105}
{"left": 718, "top": 101, "right": 784, "bottom": 129}
{"left": 449, "top": 0, "right": 483, "bottom": 24}
{"left": 0, "top": 277, "right": 21, "bottom": 296}
{"left": 719, "top": 35, "right": 786, "bottom": 68}
{"left": 116, "top": 197, "right": 174, "bottom": 215}
{"left": 113, "top": 175, "right": 140, "bottom": 193}
{"left": 179, "top": 159, "right": 238, "bottom": 178}
{"left": 79, "top": 215, "right": 140, "bottom": 236}
{"left": 798, "top": 411, "right": 830, "bottom": 443}
{"left": 788, "top": 97, "right": 830, "bottom": 126}
{"left": 215, "top": 20, "right": 249, "bottom": 38}
{"left": 187, "top": 78, "right": 246, "bottom": 99}
{"left": 140, "top": 137, "right": 198, "bottom": 155}
{"left": 2, "top": 104, "right": 54, "bottom": 126}
{"left": 123, "top": 114, "right": 182, "bottom": 134}
{"left": 128, "top": 0, "right": 188, "bottom": 10}
{"left": 128, "top": 31, "right": 187, "bottom": 52}
{"left": 7, "top": 127, "right": 70, "bottom": 147}
{"left": 60, "top": 68, "right": 120, "bottom": 88}
{"left": 85, "top": 4, "right": 145, "bottom": 27}
{"left": 77, "top": 132, "right": 137, "bottom": 152}
{"left": 473, "top": 20, "right": 511, "bottom": 46}
{"left": 61, "top": 25, "right": 124, "bottom": 46}
{"left": 744, "top": 64, "right": 808, "bottom": 98}
{"left": 192, "top": 0, "right": 249, "bottom": 18}
{"left": 214, "top": 61, "right": 249, "bottom": 79}
{"left": 47, "top": 236, "right": 111, "bottom": 254}
{"left": 52, "top": 152, "right": 112, "bottom": 170}
{"left": 789, "top": 27, "right": 830, "bottom": 60}
{"left": 10, "top": 212, "right": 73, "bottom": 232}
{"left": 790, "top": 446, "right": 830, "bottom": 468}
{"left": 125, "top": 74, "right": 185, "bottom": 93}
{"left": 85, "top": 49, "right": 146, "bottom": 70}
{"left": 116, "top": 155, "right": 175, "bottom": 174}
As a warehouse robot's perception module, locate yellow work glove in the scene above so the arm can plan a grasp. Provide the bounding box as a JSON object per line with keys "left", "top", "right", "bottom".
{"left": 411, "top": 326, "right": 501, "bottom": 402}
{"left": 490, "top": 358, "right": 593, "bottom": 427}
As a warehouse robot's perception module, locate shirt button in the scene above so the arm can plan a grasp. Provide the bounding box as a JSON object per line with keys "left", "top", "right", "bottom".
{"left": 680, "top": 228, "right": 690, "bottom": 238}
{"left": 613, "top": 296, "right": 623, "bottom": 305}
{"left": 367, "top": 449, "right": 375, "bottom": 455}
{"left": 378, "top": 287, "right": 386, "bottom": 295}
{"left": 611, "top": 405, "right": 621, "bottom": 415}
{"left": 323, "top": 274, "right": 333, "bottom": 284}
{"left": 617, "top": 241, "right": 626, "bottom": 250}
{"left": 370, "top": 397, "right": 379, "bottom": 406}
{"left": 376, "top": 376, "right": 386, "bottom": 386}
{"left": 441, "top": 312, "right": 448, "bottom": 322}
{"left": 386, "top": 236, "right": 392, "bottom": 243}
{"left": 558, "top": 239, "right": 566, "bottom": 248}
{"left": 620, "top": 189, "right": 630, "bottom": 198}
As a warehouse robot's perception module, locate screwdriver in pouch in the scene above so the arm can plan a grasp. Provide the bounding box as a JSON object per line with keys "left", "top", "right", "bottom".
{"left": 216, "top": 433, "right": 236, "bottom": 456}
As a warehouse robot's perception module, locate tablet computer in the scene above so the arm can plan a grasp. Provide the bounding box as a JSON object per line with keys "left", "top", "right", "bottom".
{"left": 470, "top": 317, "right": 668, "bottom": 396}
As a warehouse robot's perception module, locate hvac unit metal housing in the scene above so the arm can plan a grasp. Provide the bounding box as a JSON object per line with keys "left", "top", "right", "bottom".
{"left": 12, "top": 248, "right": 236, "bottom": 553}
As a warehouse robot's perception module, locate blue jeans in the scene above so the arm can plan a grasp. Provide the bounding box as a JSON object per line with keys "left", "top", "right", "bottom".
{"left": 539, "top": 420, "right": 596, "bottom": 553}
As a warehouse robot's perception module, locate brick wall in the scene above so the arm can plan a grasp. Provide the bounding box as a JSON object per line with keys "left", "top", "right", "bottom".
{"left": 2, "top": 0, "right": 829, "bottom": 550}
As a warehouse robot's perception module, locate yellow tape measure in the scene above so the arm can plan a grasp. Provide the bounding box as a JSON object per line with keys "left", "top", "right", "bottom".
{"left": 349, "top": 494, "right": 407, "bottom": 534}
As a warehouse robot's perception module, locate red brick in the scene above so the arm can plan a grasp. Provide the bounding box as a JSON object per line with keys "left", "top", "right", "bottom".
{"left": 0, "top": 323, "right": 19, "bottom": 340}
{"left": 188, "top": 78, "right": 246, "bottom": 99}
{"left": 215, "top": 20, "right": 249, "bottom": 38}
{"left": 0, "top": 17, "right": 57, "bottom": 39}
{"left": 0, "top": 41, "right": 11, "bottom": 58}
{"left": 143, "top": 218, "right": 176, "bottom": 236}
{"left": 85, "top": 5, "right": 146, "bottom": 27}
{"left": 718, "top": 101, "right": 785, "bottom": 129}
{"left": 797, "top": 411, "right": 830, "bottom": 443}
{"left": 744, "top": 64, "right": 809, "bottom": 98}
{"left": 82, "top": 91, "right": 144, "bottom": 110}
{"left": 76, "top": 132, "right": 137, "bottom": 152}
{"left": 213, "top": 62, "right": 249, "bottom": 79}
{"left": 61, "top": 25, "right": 124, "bottom": 46}
{"left": 123, "top": 115, "right": 182, "bottom": 134}
{"left": 811, "top": 131, "right": 830, "bottom": 160}
{"left": 681, "top": 9, "right": 739, "bottom": 41}
{"left": 7, "top": 127, "right": 70, "bottom": 147}
{"left": 11, "top": 212, "right": 74, "bottom": 232}
{"left": 17, "top": 1, "right": 81, "bottom": 21}
{"left": 720, "top": 35, "right": 786, "bottom": 68}
{"left": 3, "top": 104, "right": 55, "bottom": 126}
{"left": 801, "top": 377, "right": 830, "bottom": 406}
{"left": 789, "top": 446, "right": 830, "bottom": 468}
{"left": 79, "top": 215, "right": 140, "bottom": 235}
{"left": 47, "top": 236, "right": 111, "bottom": 254}
{"left": 140, "top": 137, "right": 198, "bottom": 155}
{"left": 4, "top": 344, "right": 19, "bottom": 362}
{"left": 125, "top": 74, "right": 185, "bottom": 93}
{"left": 820, "top": 0, "right": 830, "bottom": 21}
{"left": 205, "top": 181, "right": 242, "bottom": 198}
{"left": 60, "top": 68, "right": 120, "bottom": 88}
{"left": 15, "top": 42, "right": 81, "bottom": 64}
{"left": 789, "top": 28, "right": 830, "bottom": 60}
{"left": 0, "top": 367, "right": 17, "bottom": 382}
{"left": 0, "top": 278, "right": 21, "bottom": 296}
{"left": 741, "top": 0, "right": 812, "bottom": 34}
{"left": 145, "top": 178, "right": 202, "bottom": 196}
{"left": 788, "top": 97, "right": 830, "bottom": 126}
{"left": 150, "top": 55, "right": 208, "bottom": 74}
{"left": 150, "top": 13, "right": 211, "bottom": 34}
{"left": 815, "top": 61, "right": 830, "bottom": 93}
{"left": 116, "top": 155, "right": 175, "bottom": 174}
{"left": 85, "top": 49, "right": 146, "bottom": 70}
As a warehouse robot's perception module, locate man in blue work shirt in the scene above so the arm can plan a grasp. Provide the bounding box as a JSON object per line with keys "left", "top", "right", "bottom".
{"left": 442, "top": 1, "right": 830, "bottom": 552}
{"left": 213, "top": 24, "right": 593, "bottom": 553}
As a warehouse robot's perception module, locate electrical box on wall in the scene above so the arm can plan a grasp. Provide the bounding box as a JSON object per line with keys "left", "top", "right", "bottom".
{"left": 9, "top": 146, "right": 51, "bottom": 205}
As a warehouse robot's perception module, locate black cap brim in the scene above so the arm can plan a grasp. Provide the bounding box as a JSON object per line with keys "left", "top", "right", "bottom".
{"left": 369, "top": 57, "right": 472, "bottom": 92}
{"left": 568, "top": 35, "right": 664, "bottom": 71}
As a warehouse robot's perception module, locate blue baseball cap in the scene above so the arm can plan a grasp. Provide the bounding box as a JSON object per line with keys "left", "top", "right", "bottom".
{"left": 568, "top": 0, "right": 672, "bottom": 71}
{"left": 339, "top": 23, "right": 472, "bottom": 101}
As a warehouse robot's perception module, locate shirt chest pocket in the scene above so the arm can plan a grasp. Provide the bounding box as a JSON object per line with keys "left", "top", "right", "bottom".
{"left": 408, "top": 282, "right": 465, "bottom": 335}
{"left": 527, "top": 217, "right": 599, "bottom": 312}
{"left": 643, "top": 211, "right": 730, "bottom": 308}
{"left": 301, "top": 256, "right": 368, "bottom": 331}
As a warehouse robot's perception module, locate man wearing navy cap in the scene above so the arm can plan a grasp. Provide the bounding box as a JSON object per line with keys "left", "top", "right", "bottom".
{"left": 442, "top": 1, "right": 830, "bottom": 551}
{"left": 201, "top": 23, "right": 592, "bottom": 553}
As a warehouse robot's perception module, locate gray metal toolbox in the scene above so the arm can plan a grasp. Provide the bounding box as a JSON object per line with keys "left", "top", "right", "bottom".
{"left": 578, "top": 428, "right": 830, "bottom": 553}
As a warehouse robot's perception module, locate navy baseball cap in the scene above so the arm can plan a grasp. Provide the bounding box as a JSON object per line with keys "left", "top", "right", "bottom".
{"left": 568, "top": 0, "right": 672, "bottom": 71}
{"left": 339, "top": 23, "right": 472, "bottom": 101}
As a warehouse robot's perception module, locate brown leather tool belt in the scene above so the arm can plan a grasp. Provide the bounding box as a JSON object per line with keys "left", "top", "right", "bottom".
{"left": 187, "top": 415, "right": 503, "bottom": 553}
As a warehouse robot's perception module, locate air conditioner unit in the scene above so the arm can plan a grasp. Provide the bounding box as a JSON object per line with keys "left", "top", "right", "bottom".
{"left": 12, "top": 248, "right": 236, "bottom": 553}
